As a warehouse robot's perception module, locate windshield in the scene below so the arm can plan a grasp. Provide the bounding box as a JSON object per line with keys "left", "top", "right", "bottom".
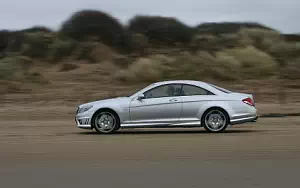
{"left": 209, "top": 84, "right": 233, "bottom": 93}
{"left": 128, "top": 84, "right": 155, "bottom": 97}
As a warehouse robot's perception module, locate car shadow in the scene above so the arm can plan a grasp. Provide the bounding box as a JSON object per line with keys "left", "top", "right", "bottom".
{"left": 77, "top": 129, "right": 262, "bottom": 135}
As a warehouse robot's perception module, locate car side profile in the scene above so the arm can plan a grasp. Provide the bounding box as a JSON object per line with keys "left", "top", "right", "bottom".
{"left": 75, "top": 80, "right": 258, "bottom": 133}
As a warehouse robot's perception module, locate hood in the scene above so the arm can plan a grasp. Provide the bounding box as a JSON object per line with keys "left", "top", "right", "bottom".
{"left": 79, "top": 97, "right": 129, "bottom": 107}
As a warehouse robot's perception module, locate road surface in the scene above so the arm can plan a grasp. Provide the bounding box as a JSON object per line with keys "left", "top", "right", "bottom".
{"left": 1, "top": 117, "right": 300, "bottom": 188}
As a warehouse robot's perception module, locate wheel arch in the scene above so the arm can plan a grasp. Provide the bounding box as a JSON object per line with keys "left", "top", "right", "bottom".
{"left": 91, "top": 108, "right": 120, "bottom": 129}
{"left": 201, "top": 106, "right": 230, "bottom": 124}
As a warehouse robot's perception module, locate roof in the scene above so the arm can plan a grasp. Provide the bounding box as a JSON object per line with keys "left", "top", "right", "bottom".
{"left": 130, "top": 80, "right": 227, "bottom": 98}
{"left": 152, "top": 80, "right": 209, "bottom": 86}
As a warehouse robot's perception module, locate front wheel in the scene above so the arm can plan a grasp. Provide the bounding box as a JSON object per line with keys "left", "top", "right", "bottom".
{"left": 92, "top": 110, "right": 120, "bottom": 134}
{"left": 202, "top": 108, "right": 229, "bottom": 133}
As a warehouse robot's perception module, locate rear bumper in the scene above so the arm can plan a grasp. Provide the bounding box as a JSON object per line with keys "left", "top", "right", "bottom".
{"left": 230, "top": 116, "right": 258, "bottom": 125}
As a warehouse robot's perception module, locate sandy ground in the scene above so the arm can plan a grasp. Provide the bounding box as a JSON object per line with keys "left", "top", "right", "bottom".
{"left": 2, "top": 46, "right": 300, "bottom": 187}
{"left": 1, "top": 115, "right": 300, "bottom": 188}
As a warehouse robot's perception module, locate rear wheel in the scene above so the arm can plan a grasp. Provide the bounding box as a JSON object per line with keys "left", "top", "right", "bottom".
{"left": 92, "top": 110, "right": 120, "bottom": 134}
{"left": 202, "top": 108, "right": 229, "bottom": 133}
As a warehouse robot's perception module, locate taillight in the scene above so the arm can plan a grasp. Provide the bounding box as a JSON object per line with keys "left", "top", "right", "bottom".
{"left": 242, "top": 97, "right": 255, "bottom": 106}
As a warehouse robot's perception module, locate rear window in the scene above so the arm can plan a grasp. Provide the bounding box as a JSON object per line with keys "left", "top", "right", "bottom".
{"left": 181, "top": 84, "right": 214, "bottom": 96}
{"left": 209, "top": 84, "right": 233, "bottom": 93}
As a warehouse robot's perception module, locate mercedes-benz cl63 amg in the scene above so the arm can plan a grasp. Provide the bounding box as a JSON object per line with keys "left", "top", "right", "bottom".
{"left": 75, "top": 80, "right": 258, "bottom": 133}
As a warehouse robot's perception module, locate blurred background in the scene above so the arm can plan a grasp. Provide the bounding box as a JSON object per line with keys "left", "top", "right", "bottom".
{"left": 1, "top": 1, "right": 300, "bottom": 187}
{"left": 1, "top": 3, "right": 300, "bottom": 118}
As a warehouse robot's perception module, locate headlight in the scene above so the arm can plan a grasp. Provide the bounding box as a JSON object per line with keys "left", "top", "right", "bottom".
{"left": 77, "top": 105, "right": 93, "bottom": 114}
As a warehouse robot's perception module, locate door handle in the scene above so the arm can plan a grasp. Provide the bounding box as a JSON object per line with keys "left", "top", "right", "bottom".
{"left": 169, "top": 98, "right": 178, "bottom": 102}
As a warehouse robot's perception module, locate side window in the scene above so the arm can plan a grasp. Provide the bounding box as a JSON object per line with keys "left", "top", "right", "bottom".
{"left": 144, "top": 84, "right": 182, "bottom": 99}
{"left": 181, "top": 84, "right": 214, "bottom": 96}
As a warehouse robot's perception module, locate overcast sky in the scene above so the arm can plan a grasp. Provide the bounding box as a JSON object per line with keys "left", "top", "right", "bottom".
{"left": 1, "top": 0, "right": 299, "bottom": 33}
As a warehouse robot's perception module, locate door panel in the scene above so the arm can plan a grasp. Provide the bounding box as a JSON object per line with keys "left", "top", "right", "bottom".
{"left": 130, "top": 97, "right": 182, "bottom": 124}
{"left": 180, "top": 96, "right": 209, "bottom": 120}
{"left": 179, "top": 84, "right": 216, "bottom": 122}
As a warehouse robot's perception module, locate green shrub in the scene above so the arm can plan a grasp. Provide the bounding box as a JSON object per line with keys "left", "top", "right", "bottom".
{"left": 0, "top": 57, "right": 18, "bottom": 79}
{"left": 125, "top": 57, "right": 163, "bottom": 81}
{"left": 115, "top": 55, "right": 174, "bottom": 82}
{"left": 129, "top": 33, "right": 148, "bottom": 54}
{"left": 213, "top": 52, "right": 241, "bottom": 80}
{"left": 128, "top": 15, "right": 194, "bottom": 44}
{"left": 221, "top": 46, "right": 278, "bottom": 78}
{"left": 166, "top": 51, "right": 240, "bottom": 81}
{"left": 60, "top": 10, "right": 128, "bottom": 49}
{"left": 268, "top": 41, "right": 300, "bottom": 61}
{"left": 48, "top": 37, "right": 78, "bottom": 62}
{"left": 190, "top": 33, "right": 253, "bottom": 52}
{"left": 0, "top": 31, "right": 26, "bottom": 54}
{"left": 88, "top": 43, "right": 115, "bottom": 63}
{"left": 116, "top": 45, "right": 279, "bottom": 83}
{"left": 21, "top": 32, "right": 54, "bottom": 58}
{"left": 0, "top": 56, "right": 32, "bottom": 80}
{"left": 237, "top": 28, "right": 281, "bottom": 51}
{"left": 69, "top": 41, "right": 115, "bottom": 63}
{"left": 115, "top": 52, "right": 241, "bottom": 82}
{"left": 0, "top": 30, "right": 12, "bottom": 53}
{"left": 0, "top": 56, "right": 49, "bottom": 86}
{"left": 190, "top": 35, "right": 219, "bottom": 52}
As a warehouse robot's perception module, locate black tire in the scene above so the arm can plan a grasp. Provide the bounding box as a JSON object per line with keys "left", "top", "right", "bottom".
{"left": 202, "top": 108, "right": 229, "bottom": 133}
{"left": 92, "top": 110, "right": 120, "bottom": 134}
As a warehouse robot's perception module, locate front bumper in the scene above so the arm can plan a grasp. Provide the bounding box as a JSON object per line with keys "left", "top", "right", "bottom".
{"left": 75, "top": 117, "right": 92, "bottom": 129}
{"left": 75, "top": 107, "right": 95, "bottom": 129}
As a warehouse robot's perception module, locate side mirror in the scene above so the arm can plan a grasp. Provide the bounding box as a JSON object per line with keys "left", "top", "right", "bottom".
{"left": 137, "top": 94, "right": 145, "bottom": 100}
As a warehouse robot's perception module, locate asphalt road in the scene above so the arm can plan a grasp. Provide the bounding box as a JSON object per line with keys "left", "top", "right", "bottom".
{"left": 1, "top": 117, "right": 300, "bottom": 188}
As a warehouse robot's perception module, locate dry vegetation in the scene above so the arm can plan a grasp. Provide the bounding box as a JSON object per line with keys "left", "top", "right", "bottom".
{"left": 1, "top": 9, "right": 300, "bottom": 105}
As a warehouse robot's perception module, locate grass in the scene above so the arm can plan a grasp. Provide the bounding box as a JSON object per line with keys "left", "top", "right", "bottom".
{"left": 115, "top": 45, "right": 278, "bottom": 83}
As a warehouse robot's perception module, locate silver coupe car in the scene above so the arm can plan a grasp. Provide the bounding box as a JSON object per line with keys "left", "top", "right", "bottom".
{"left": 75, "top": 80, "right": 258, "bottom": 133}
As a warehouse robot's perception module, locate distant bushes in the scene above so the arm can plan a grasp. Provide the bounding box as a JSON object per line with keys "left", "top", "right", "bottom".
{"left": 21, "top": 26, "right": 53, "bottom": 33}
{"left": 0, "top": 30, "right": 13, "bottom": 53}
{"left": 196, "top": 22, "right": 274, "bottom": 35}
{"left": 20, "top": 32, "right": 54, "bottom": 58}
{"left": 115, "top": 46, "right": 278, "bottom": 82}
{"left": 128, "top": 15, "right": 194, "bottom": 44}
{"left": 1, "top": 10, "right": 286, "bottom": 59}
{"left": 1, "top": 27, "right": 52, "bottom": 55}
{"left": 282, "top": 34, "right": 300, "bottom": 42}
{"left": 0, "top": 57, "right": 18, "bottom": 80}
{"left": 73, "top": 42, "right": 115, "bottom": 63}
{"left": 2, "top": 9, "right": 300, "bottom": 87}
{"left": 220, "top": 46, "right": 277, "bottom": 78}
{"left": 114, "top": 55, "right": 174, "bottom": 82}
{"left": 190, "top": 28, "right": 283, "bottom": 53}
{"left": 237, "top": 28, "right": 281, "bottom": 51}
{"left": 0, "top": 56, "right": 33, "bottom": 80}
{"left": 5, "top": 30, "right": 115, "bottom": 63}
{"left": 48, "top": 36, "right": 78, "bottom": 62}
{"left": 60, "top": 10, "right": 128, "bottom": 49}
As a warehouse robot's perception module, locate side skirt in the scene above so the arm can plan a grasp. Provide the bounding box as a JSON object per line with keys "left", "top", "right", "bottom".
{"left": 120, "top": 121, "right": 202, "bottom": 128}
